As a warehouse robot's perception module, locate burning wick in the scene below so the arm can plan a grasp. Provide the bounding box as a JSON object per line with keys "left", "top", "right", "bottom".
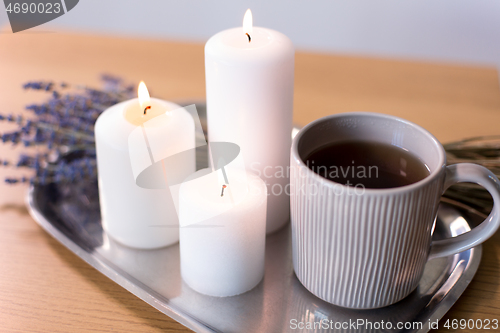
{"left": 143, "top": 106, "right": 151, "bottom": 115}
{"left": 243, "top": 9, "right": 252, "bottom": 43}
{"left": 221, "top": 184, "right": 227, "bottom": 197}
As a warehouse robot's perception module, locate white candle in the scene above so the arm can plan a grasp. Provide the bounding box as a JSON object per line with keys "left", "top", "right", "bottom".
{"left": 179, "top": 167, "right": 267, "bottom": 297}
{"left": 95, "top": 82, "right": 195, "bottom": 249}
{"left": 205, "top": 9, "right": 294, "bottom": 234}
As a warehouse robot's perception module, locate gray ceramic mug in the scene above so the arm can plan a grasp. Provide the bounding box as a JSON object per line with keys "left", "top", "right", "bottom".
{"left": 290, "top": 112, "right": 500, "bottom": 309}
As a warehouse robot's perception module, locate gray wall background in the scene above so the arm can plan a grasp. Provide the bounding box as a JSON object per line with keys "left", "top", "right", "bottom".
{"left": 1, "top": 0, "right": 499, "bottom": 68}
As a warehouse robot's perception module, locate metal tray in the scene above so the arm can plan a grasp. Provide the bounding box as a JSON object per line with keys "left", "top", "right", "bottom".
{"left": 26, "top": 103, "right": 482, "bottom": 333}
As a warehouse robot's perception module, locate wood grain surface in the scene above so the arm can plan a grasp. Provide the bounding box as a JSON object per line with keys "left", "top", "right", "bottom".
{"left": 0, "top": 29, "right": 499, "bottom": 332}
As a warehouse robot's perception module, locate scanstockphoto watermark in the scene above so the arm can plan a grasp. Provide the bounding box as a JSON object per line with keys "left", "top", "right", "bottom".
{"left": 250, "top": 161, "right": 379, "bottom": 196}
{"left": 289, "top": 318, "right": 426, "bottom": 331}
{"left": 3, "top": 0, "right": 80, "bottom": 33}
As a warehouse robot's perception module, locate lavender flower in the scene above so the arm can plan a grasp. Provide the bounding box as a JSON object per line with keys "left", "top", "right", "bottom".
{"left": 1, "top": 75, "right": 135, "bottom": 185}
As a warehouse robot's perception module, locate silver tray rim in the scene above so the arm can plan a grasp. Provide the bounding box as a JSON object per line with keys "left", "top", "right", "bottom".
{"left": 26, "top": 189, "right": 483, "bottom": 333}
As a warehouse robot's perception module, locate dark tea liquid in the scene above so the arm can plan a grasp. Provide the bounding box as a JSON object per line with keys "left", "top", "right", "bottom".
{"left": 304, "top": 140, "right": 430, "bottom": 189}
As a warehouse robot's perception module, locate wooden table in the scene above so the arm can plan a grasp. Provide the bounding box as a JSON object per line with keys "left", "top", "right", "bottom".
{"left": 0, "top": 30, "right": 499, "bottom": 333}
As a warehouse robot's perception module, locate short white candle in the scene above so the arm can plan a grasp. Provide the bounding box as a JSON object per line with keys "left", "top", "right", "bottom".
{"left": 179, "top": 167, "right": 267, "bottom": 297}
{"left": 95, "top": 82, "right": 195, "bottom": 249}
{"left": 205, "top": 9, "right": 295, "bottom": 234}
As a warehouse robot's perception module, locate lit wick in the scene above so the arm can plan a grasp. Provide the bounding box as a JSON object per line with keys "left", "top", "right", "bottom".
{"left": 138, "top": 81, "right": 152, "bottom": 116}
{"left": 221, "top": 184, "right": 227, "bottom": 197}
{"left": 243, "top": 9, "right": 253, "bottom": 44}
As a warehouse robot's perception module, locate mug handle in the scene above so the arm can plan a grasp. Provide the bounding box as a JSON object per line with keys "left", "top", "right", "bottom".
{"left": 429, "top": 163, "right": 500, "bottom": 259}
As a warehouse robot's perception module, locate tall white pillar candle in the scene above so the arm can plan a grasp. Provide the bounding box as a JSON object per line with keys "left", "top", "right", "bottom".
{"left": 205, "top": 9, "right": 294, "bottom": 234}
{"left": 179, "top": 167, "right": 267, "bottom": 297}
{"left": 95, "top": 82, "right": 195, "bottom": 249}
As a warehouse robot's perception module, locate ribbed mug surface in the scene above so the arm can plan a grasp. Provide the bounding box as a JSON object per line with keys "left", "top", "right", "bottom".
{"left": 290, "top": 112, "right": 446, "bottom": 309}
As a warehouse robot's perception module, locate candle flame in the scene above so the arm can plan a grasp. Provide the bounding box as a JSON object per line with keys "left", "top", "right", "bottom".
{"left": 138, "top": 81, "right": 151, "bottom": 114}
{"left": 243, "top": 9, "right": 253, "bottom": 35}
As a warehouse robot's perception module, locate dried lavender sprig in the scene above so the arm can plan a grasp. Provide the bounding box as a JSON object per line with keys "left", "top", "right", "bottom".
{"left": 23, "top": 81, "right": 57, "bottom": 91}
{"left": 3, "top": 75, "right": 134, "bottom": 185}
{"left": 16, "top": 154, "right": 46, "bottom": 168}
{"left": 1, "top": 77, "right": 133, "bottom": 149}
{"left": 13, "top": 155, "right": 98, "bottom": 185}
{"left": 25, "top": 94, "right": 112, "bottom": 120}
{"left": 23, "top": 80, "right": 132, "bottom": 113}
{"left": 35, "top": 122, "right": 95, "bottom": 142}
{"left": 1, "top": 126, "right": 93, "bottom": 148}
{"left": 5, "top": 176, "right": 30, "bottom": 185}
{"left": 23, "top": 74, "right": 132, "bottom": 95}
